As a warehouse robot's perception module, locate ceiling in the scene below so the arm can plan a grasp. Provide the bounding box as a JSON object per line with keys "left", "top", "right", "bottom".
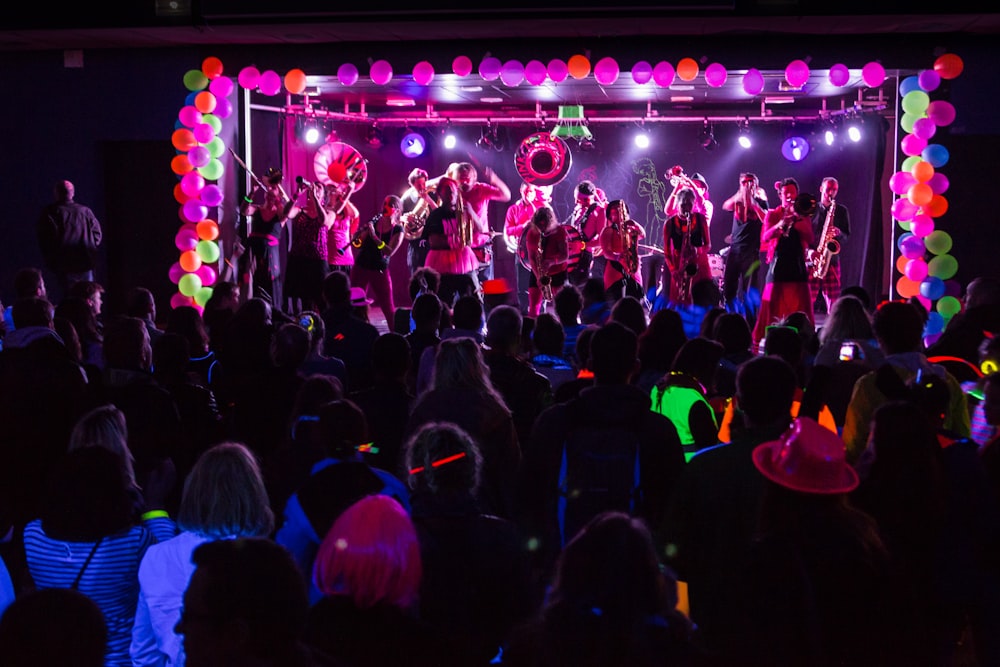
{"left": 5, "top": 6, "right": 998, "bottom": 126}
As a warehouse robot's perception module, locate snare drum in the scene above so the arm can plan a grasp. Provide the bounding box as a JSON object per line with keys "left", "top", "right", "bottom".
{"left": 563, "top": 224, "right": 585, "bottom": 274}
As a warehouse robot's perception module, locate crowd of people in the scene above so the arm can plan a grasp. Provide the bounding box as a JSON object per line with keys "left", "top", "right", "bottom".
{"left": 1, "top": 176, "right": 1000, "bottom": 666}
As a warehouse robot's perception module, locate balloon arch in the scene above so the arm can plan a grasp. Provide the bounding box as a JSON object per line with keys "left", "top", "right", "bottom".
{"left": 167, "top": 52, "right": 964, "bottom": 343}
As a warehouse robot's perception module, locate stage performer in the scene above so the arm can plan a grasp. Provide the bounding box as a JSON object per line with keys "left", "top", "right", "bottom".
{"left": 808, "top": 176, "right": 851, "bottom": 316}
{"left": 720, "top": 172, "right": 769, "bottom": 312}
{"left": 504, "top": 182, "right": 553, "bottom": 313}
{"left": 600, "top": 199, "right": 646, "bottom": 302}
{"left": 284, "top": 179, "right": 333, "bottom": 314}
{"left": 422, "top": 177, "right": 487, "bottom": 308}
{"left": 453, "top": 161, "right": 510, "bottom": 283}
{"left": 566, "top": 180, "right": 608, "bottom": 286}
{"left": 523, "top": 206, "right": 569, "bottom": 317}
{"left": 663, "top": 188, "right": 713, "bottom": 307}
{"left": 239, "top": 167, "right": 289, "bottom": 305}
{"left": 350, "top": 195, "right": 405, "bottom": 326}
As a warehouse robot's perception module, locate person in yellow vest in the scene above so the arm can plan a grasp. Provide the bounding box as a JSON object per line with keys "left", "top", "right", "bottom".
{"left": 651, "top": 337, "right": 725, "bottom": 462}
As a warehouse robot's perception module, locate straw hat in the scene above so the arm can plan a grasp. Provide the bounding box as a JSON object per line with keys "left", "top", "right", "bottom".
{"left": 752, "top": 417, "right": 858, "bottom": 494}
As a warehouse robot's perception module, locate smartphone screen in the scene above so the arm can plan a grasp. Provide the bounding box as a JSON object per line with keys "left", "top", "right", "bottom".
{"left": 839, "top": 342, "right": 855, "bottom": 361}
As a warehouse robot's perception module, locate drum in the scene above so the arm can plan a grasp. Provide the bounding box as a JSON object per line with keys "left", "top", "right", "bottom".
{"left": 563, "top": 224, "right": 587, "bottom": 280}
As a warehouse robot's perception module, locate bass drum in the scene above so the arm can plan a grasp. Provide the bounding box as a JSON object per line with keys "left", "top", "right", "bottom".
{"left": 563, "top": 224, "right": 585, "bottom": 276}
{"left": 514, "top": 132, "right": 572, "bottom": 187}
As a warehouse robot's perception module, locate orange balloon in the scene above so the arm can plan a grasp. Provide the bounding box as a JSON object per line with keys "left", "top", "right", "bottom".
{"left": 934, "top": 53, "right": 964, "bottom": 80}
{"left": 567, "top": 55, "right": 591, "bottom": 80}
{"left": 895, "top": 254, "right": 910, "bottom": 274}
{"left": 677, "top": 57, "right": 699, "bottom": 82}
{"left": 171, "top": 128, "right": 197, "bottom": 152}
{"left": 908, "top": 183, "right": 933, "bottom": 207}
{"left": 911, "top": 160, "right": 934, "bottom": 183}
{"left": 284, "top": 68, "right": 307, "bottom": 94}
{"left": 173, "top": 183, "right": 192, "bottom": 204}
{"left": 194, "top": 91, "right": 217, "bottom": 114}
{"left": 196, "top": 219, "right": 220, "bottom": 241}
{"left": 171, "top": 154, "right": 193, "bottom": 176}
{"left": 896, "top": 275, "right": 920, "bottom": 299}
{"left": 179, "top": 249, "right": 202, "bottom": 272}
{"left": 927, "top": 194, "right": 949, "bottom": 218}
{"left": 202, "top": 56, "right": 224, "bottom": 79}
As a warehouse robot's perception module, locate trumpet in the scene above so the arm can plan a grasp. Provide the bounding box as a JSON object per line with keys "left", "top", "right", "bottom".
{"left": 456, "top": 187, "right": 473, "bottom": 248}
{"left": 666, "top": 165, "right": 687, "bottom": 187}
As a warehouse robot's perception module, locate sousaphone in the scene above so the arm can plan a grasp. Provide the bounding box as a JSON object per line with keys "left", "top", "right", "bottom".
{"left": 313, "top": 141, "right": 368, "bottom": 191}
{"left": 514, "top": 132, "right": 572, "bottom": 186}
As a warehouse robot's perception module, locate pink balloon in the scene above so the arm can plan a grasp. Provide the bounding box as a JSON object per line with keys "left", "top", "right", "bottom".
{"left": 192, "top": 122, "right": 215, "bottom": 144}
{"left": 370, "top": 60, "right": 393, "bottom": 85}
{"left": 927, "top": 100, "right": 956, "bottom": 127}
{"left": 183, "top": 200, "right": 208, "bottom": 223}
{"left": 742, "top": 68, "right": 764, "bottom": 95}
{"left": 170, "top": 292, "right": 194, "bottom": 309}
{"left": 631, "top": 61, "right": 653, "bottom": 85}
{"left": 891, "top": 197, "right": 918, "bottom": 222}
{"left": 652, "top": 61, "right": 675, "bottom": 87}
{"left": 413, "top": 61, "right": 434, "bottom": 86}
{"left": 910, "top": 214, "right": 935, "bottom": 238}
{"left": 174, "top": 228, "right": 199, "bottom": 252}
{"left": 785, "top": 59, "right": 809, "bottom": 88}
{"left": 178, "top": 105, "right": 202, "bottom": 128}
{"left": 258, "top": 70, "right": 282, "bottom": 96}
{"left": 927, "top": 172, "right": 950, "bottom": 195}
{"left": 861, "top": 61, "right": 886, "bottom": 87}
{"left": 900, "top": 235, "right": 926, "bottom": 260}
{"left": 196, "top": 263, "right": 218, "bottom": 286}
{"left": 337, "top": 63, "right": 359, "bottom": 86}
{"left": 209, "top": 76, "right": 234, "bottom": 99}
{"left": 214, "top": 98, "right": 233, "bottom": 119}
{"left": 479, "top": 57, "right": 501, "bottom": 81}
{"left": 547, "top": 59, "right": 568, "bottom": 83}
{"left": 525, "top": 60, "right": 547, "bottom": 85}
{"left": 828, "top": 63, "right": 850, "bottom": 87}
{"left": 237, "top": 66, "right": 260, "bottom": 90}
{"left": 181, "top": 171, "right": 205, "bottom": 198}
{"left": 201, "top": 184, "right": 223, "bottom": 207}
{"left": 594, "top": 57, "right": 620, "bottom": 86}
{"left": 452, "top": 56, "right": 472, "bottom": 77}
{"left": 905, "top": 257, "right": 929, "bottom": 282}
{"left": 168, "top": 262, "right": 185, "bottom": 284}
{"left": 889, "top": 170, "right": 917, "bottom": 195}
{"left": 500, "top": 60, "right": 524, "bottom": 87}
{"left": 918, "top": 69, "right": 941, "bottom": 92}
{"left": 704, "top": 63, "right": 727, "bottom": 88}
{"left": 911, "top": 117, "right": 937, "bottom": 141}
{"left": 188, "top": 146, "right": 210, "bottom": 168}
{"left": 901, "top": 134, "right": 928, "bottom": 157}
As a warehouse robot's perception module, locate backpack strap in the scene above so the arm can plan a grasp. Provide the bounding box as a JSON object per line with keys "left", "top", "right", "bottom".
{"left": 874, "top": 362, "right": 909, "bottom": 401}
{"left": 71, "top": 537, "right": 103, "bottom": 590}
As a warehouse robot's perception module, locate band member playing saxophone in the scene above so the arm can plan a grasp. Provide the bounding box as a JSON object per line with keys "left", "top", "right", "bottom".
{"left": 600, "top": 199, "right": 646, "bottom": 301}
{"left": 664, "top": 167, "right": 713, "bottom": 229}
{"left": 808, "top": 177, "right": 850, "bottom": 315}
{"left": 422, "top": 177, "right": 486, "bottom": 307}
{"left": 566, "top": 180, "right": 608, "bottom": 285}
{"left": 663, "top": 188, "right": 712, "bottom": 306}
{"left": 523, "top": 206, "right": 569, "bottom": 317}
{"left": 400, "top": 167, "right": 439, "bottom": 273}
{"left": 505, "top": 182, "right": 553, "bottom": 313}
{"left": 721, "top": 172, "right": 769, "bottom": 311}
{"left": 751, "top": 178, "right": 816, "bottom": 348}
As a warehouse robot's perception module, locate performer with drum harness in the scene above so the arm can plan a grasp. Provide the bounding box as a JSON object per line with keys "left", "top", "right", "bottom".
{"left": 565, "top": 180, "right": 607, "bottom": 286}
{"left": 504, "top": 182, "right": 553, "bottom": 313}
{"left": 520, "top": 206, "right": 569, "bottom": 317}
{"left": 599, "top": 199, "right": 646, "bottom": 302}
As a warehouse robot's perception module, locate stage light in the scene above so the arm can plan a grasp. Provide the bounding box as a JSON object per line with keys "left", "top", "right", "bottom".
{"left": 634, "top": 131, "right": 650, "bottom": 149}
{"left": 698, "top": 121, "right": 717, "bottom": 152}
{"left": 737, "top": 120, "right": 752, "bottom": 149}
{"left": 443, "top": 133, "right": 457, "bottom": 149}
{"left": 781, "top": 136, "right": 810, "bottom": 162}
{"left": 400, "top": 131, "right": 426, "bottom": 158}
{"left": 365, "top": 123, "right": 384, "bottom": 149}
{"left": 477, "top": 123, "right": 506, "bottom": 151}
{"left": 578, "top": 137, "right": 596, "bottom": 152}
{"left": 296, "top": 116, "right": 325, "bottom": 146}
{"left": 847, "top": 121, "right": 862, "bottom": 142}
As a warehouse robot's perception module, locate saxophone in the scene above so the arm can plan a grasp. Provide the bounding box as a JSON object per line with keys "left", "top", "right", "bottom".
{"left": 535, "top": 228, "right": 553, "bottom": 303}
{"left": 809, "top": 199, "right": 839, "bottom": 279}
{"left": 456, "top": 187, "right": 472, "bottom": 248}
{"left": 402, "top": 189, "right": 431, "bottom": 241}
{"left": 674, "top": 212, "right": 698, "bottom": 303}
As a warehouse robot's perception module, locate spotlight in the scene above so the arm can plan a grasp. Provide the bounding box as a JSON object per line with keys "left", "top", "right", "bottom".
{"left": 443, "top": 133, "right": 457, "bottom": 149}
{"left": 847, "top": 121, "right": 862, "bottom": 142}
{"left": 400, "top": 130, "right": 426, "bottom": 158}
{"left": 477, "top": 123, "right": 506, "bottom": 151}
{"left": 781, "top": 136, "right": 811, "bottom": 162}
{"left": 737, "top": 121, "right": 752, "bottom": 149}
{"left": 296, "top": 116, "right": 324, "bottom": 146}
{"left": 365, "top": 124, "right": 384, "bottom": 149}
{"left": 634, "top": 132, "right": 650, "bottom": 149}
{"left": 698, "top": 121, "right": 718, "bottom": 152}
{"left": 824, "top": 128, "right": 835, "bottom": 146}
{"left": 578, "top": 137, "right": 596, "bottom": 152}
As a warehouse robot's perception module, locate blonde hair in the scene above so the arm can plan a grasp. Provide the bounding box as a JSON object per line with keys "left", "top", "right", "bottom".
{"left": 68, "top": 404, "right": 136, "bottom": 486}
{"left": 430, "top": 338, "right": 508, "bottom": 411}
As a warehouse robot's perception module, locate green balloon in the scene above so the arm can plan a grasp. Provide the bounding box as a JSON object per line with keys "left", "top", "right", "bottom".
{"left": 901, "top": 155, "right": 921, "bottom": 172}
{"left": 196, "top": 239, "right": 220, "bottom": 264}
{"left": 183, "top": 69, "right": 209, "bottom": 92}
{"left": 902, "top": 90, "right": 930, "bottom": 115}
{"left": 198, "top": 158, "right": 224, "bottom": 181}
{"left": 924, "top": 230, "right": 953, "bottom": 255}
{"left": 206, "top": 137, "right": 226, "bottom": 159}
{"left": 936, "top": 295, "right": 962, "bottom": 317}
{"left": 927, "top": 254, "right": 958, "bottom": 280}
{"left": 194, "top": 286, "right": 214, "bottom": 307}
{"left": 203, "top": 114, "right": 223, "bottom": 134}
{"left": 178, "top": 272, "right": 203, "bottom": 297}
{"left": 896, "top": 220, "right": 912, "bottom": 232}
{"left": 900, "top": 112, "right": 919, "bottom": 134}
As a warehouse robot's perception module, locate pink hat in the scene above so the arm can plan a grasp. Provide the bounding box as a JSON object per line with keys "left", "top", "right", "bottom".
{"left": 752, "top": 417, "right": 858, "bottom": 494}
{"left": 349, "top": 287, "right": 373, "bottom": 307}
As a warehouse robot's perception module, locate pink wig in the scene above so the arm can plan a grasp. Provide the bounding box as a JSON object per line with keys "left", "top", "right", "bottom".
{"left": 312, "top": 495, "right": 422, "bottom": 610}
